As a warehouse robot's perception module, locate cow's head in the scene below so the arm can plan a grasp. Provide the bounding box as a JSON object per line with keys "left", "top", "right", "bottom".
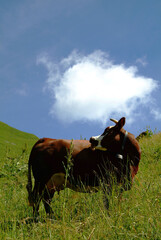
{"left": 90, "top": 117, "right": 141, "bottom": 177}
{"left": 89, "top": 117, "right": 126, "bottom": 151}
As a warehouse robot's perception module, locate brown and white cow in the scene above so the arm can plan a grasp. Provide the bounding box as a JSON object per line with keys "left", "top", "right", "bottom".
{"left": 26, "top": 117, "right": 141, "bottom": 217}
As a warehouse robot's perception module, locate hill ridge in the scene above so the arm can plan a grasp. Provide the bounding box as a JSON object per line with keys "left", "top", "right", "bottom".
{"left": 0, "top": 121, "right": 37, "bottom": 139}
{"left": 0, "top": 121, "right": 38, "bottom": 162}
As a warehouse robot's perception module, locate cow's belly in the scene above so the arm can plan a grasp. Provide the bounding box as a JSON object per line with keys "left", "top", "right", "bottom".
{"left": 46, "top": 173, "right": 99, "bottom": 193}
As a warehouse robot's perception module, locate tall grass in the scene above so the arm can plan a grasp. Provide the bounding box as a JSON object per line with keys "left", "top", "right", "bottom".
{"left": 0, "top": 132, "right": 161, "bottom": 239}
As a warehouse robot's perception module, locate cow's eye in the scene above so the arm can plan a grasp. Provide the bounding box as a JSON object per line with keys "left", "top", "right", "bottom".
{"left": 106, "top": 130, "right": 113, "bottom": 136}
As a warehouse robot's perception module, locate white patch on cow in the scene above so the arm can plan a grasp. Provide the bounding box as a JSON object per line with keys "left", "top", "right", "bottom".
{"left": 108, "top": 125, "right": 114, "bottom": 129}
{"left": 92, "top": 135, "right": 104, "bottom": 148}
{"left": 91, "top": 125, "right": 114, "bottom": 151}
{"left": 92, "top": 134, "right": 104, "bottom": 141}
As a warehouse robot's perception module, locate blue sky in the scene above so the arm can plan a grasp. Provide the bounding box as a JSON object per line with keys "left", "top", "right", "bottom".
{"left": 1, "top": 0, "right": 161, "bottom": 140}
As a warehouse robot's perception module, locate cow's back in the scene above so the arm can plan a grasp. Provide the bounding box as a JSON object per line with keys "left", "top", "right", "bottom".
{"left": 29, "top": 138, "right": 92, "bottom": 184}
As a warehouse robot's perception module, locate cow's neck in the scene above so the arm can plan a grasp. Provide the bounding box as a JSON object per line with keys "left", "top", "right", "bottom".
{"left": 108, "top": 130, "right": 128, "bottom": 155}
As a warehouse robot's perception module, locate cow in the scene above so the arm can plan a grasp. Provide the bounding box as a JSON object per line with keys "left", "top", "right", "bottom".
{"left": 26, "top": 117, "right": 141, "bottom": 218}
{"left": 136, "top": 130, "right": 152, "bottom": 141}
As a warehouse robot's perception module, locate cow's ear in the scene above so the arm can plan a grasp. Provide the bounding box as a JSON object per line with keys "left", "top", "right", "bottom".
{"left": 117, "top": 117, "right": 125, "bottom": 130}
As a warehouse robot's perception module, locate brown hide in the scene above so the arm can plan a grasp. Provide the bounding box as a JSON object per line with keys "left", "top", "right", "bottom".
{"left": 29, "top": 138, "right": 125, "bottom": 190}
{"left": 27, "top": 117, "right": 141, "bottom": 216}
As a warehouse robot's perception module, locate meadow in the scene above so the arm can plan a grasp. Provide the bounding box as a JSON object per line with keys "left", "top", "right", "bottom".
{"left": 0, "top": 122, "right": 161, "bottom": 239}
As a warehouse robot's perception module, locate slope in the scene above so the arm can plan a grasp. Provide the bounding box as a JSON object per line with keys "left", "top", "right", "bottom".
{"left": 0, "top": 121, "right": 38, "bottom": 165}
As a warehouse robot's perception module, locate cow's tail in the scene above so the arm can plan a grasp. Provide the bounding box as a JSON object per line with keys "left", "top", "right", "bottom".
{"left": 26, "top": 157, "right": 34, "bottom": 206}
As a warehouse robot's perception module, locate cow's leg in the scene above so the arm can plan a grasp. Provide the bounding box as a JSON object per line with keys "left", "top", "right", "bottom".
{"left": 103, "top": 193, "right": 110, "bottom": 209}
{"left": 42, "top": 187, "right": 55, "bottom": 218}
{"left": 102, "top": 184, "right": 111, "bottom": 210}
{"left": 32, "top": 182, "right": 42, "bottom": 219}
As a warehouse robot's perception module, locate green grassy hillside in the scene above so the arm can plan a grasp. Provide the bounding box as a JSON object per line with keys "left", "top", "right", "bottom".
{"left": 0, "top": 123, "right": 161, "bottom": 239}
{"left": 0, "top": 121, "right": 38, "bottom": 197}
{"left": 0, "top": 121, "right": 38, "bottom": 164}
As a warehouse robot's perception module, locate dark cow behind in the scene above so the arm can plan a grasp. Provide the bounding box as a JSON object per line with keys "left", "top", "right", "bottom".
{"left": 136, "top": 129, "right": 152, "bottom": 141}
{"left": 26, "top": 117, "right": 141, "bottom": 217}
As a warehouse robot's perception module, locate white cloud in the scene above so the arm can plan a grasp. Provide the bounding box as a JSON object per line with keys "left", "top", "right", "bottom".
{"left": 15, "top": 87, "right": 28, "bottom": 96}
{"left": 37, "top": 50, "right": 158, "bottom": 125}
{"left": 136, "top": 56, "right": 148, "bottom": 67}
{"left": 150, "top": 109, "right": 161, "bottom": 120}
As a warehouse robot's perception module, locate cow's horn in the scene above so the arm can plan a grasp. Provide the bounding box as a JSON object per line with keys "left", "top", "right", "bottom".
{"left": 110, "top": 118, "right": 118, "bottom": 124}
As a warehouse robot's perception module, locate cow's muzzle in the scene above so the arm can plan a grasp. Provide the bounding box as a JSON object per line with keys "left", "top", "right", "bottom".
{"left": 89, "top": 137, "right": 98, "bottom": 149}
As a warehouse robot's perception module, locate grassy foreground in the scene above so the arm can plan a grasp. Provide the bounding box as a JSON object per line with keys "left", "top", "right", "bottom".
{"left": 0, "top": 122, "right": 161, "bottom": 239}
